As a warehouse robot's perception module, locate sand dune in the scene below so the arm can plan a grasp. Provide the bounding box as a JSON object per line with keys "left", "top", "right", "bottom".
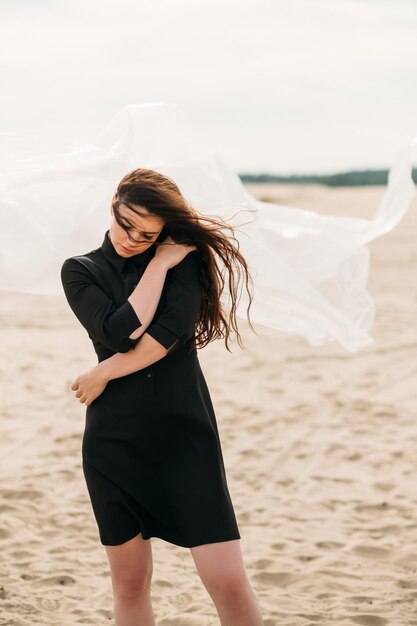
{"left": 1, "top": 184, "right": 416, "bottom": 625}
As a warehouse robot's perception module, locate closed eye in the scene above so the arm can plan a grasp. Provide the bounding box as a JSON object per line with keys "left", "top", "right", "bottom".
{"left": 119, "top": 219, "right": 154, "bottom": 240}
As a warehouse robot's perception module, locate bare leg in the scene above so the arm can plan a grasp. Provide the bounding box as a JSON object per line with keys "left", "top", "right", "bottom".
{"left": 104, "top": 532, "right": 156, "bottom": 626}
{"left": 190, "top": 539, "right": 263, "bottom": 626}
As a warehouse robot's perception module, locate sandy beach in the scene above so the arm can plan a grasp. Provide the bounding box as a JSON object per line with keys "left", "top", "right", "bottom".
{"left": 1, "top": 183, "right": 416, "bottom": 626}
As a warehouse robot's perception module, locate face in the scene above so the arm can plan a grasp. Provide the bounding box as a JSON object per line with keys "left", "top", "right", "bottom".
{"left": 109, "top": 196, "right": 165, "bottom": 257}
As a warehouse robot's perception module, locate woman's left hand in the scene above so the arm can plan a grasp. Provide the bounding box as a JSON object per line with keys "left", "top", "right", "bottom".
{"left": 70, "top": 366, "right": 108, "bottom": 406}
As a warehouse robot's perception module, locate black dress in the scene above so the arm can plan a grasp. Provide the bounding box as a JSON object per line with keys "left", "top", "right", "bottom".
{"left": 60, "top": 229, "right": 241, "bottom": 547}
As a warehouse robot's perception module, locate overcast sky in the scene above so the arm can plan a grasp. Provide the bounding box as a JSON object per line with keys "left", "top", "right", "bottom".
{"left": 1, "top": 0, "right": 416, "bottom": 173}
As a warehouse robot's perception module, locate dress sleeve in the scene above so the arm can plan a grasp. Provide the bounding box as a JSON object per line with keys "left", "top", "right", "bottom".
{"left": 60, "top": 257, "right": 142, "bottom": 353}
{"left": 144, "top": 250, "right": 202, "bottom": 352}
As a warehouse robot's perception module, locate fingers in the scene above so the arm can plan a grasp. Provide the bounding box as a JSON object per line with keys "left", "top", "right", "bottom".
{"left": 69, "top": 379, "right": 89, "bottom": 404}
{"left": 162, "top": 234, "right": 196, "bottom": 250}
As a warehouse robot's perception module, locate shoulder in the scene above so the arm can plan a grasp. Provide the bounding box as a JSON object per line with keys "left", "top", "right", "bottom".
{"left": 61, "top": 248, "right": 103, "bottom": 275}
{"left": 60, "top": 249, "right": 107, "bottom": 291}
{"left": 170, "top": 249, "right": 202, "bottom": 273}
{"left": 167, "top": 249, "right": 202, "bottom": 282}
{"left": 164, "top": 250, "right": 202, "bottom": 298}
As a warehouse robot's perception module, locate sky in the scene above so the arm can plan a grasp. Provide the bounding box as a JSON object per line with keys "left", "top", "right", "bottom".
{"left": 1, "top": 0, "right": 417, "bottom": 174}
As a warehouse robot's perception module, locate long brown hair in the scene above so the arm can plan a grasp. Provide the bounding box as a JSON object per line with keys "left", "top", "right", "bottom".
{"left": 113, "top": 168, "right": 256, "bottom": 352}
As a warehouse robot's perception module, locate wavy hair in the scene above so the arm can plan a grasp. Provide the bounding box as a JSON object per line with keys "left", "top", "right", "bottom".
{"left": 113, "top": 168, "right": 255, "bottom": 352}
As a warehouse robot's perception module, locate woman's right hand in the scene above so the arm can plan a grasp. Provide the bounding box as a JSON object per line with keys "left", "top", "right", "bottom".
{"left": 154, "top": 234, "right": 198, "bottom": 270}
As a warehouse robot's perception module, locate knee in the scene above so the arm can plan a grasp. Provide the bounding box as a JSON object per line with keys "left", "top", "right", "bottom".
{"left": 207, "top": 571, "right": 253, "bottom": 606}
{"left": 113, "top": 567, "right": 153, "bottom": 603}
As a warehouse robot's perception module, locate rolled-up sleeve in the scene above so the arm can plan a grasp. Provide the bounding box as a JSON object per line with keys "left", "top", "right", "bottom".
{"left": 60, "top": 257, "right": 142, "bottom": 353}
{"left": 145, "top": 250, "right": 202, "bottom": 352}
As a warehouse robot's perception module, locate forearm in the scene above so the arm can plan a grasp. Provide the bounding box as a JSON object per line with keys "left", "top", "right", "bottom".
{"left": 97, "top": 332, "right": 168, "bottom": 381}
{"left": 127, "top": 257, "right": 169, "bottom": 340}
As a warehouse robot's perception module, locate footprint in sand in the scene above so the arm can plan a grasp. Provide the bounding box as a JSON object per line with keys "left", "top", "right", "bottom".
{"left": 350, "top": 595, "right": 375, "bottom": 604}
{"left": 0, "top": 528, "right": 11, "bottom": 539}
{"left": 20, "top": 573, "right": 37, "bottom": 581}
{"left": 153, "top": 579, "right": 172, "bottom": 588}
{"left": 1, "top": 489, "right": 43, "bottom": 500}
{"left": 252, "top": 571, "right": 294, "bottom": 587}
{"left": 320, "top": 568, "right": 361, "bottom": 580}
{"left": 315, "top": 541, "right": 344, "bottom": 550}
{"left": 38, "top": 574, "right": 75, "bottom": 586}
{"left": 354, "top": 503, "right": 388, "bottom": 514}
{"left": 373, "top": 482, "right": 396, "bottom": 492}
{"left": 252, "top": 558, "right": 275, "bottom": 569}
{"left": 297, "top": 554, "right": 318, "bottom": 562}
{"left": 36, "top": 596, "right": 62, "bottom": 610}
{"left": 296, "top": 613, "right": 323, "bottom": 622}
{"left": 397, "top": 578, "right": 417, "bottom": 589}
{"left": 352, "top": 545, "right": 391, "bottom": 559}
{"left": 159, "top": 616, "right": 210, "bottom": 625}
{"left": 349, "top": 615, "right": 387, "bottom": 626}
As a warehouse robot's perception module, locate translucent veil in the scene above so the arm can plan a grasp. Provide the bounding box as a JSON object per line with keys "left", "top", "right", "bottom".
{"left": 0, "top": 102, "right": 415, "bottom": 352}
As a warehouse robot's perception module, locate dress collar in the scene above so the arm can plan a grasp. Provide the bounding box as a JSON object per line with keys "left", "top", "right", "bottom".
{"left": 101, "top": 229, "right": 156, "bottom": 273}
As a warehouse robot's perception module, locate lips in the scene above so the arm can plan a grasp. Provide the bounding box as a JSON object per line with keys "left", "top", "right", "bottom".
{"left": 121, "top": 244, "right": 133, "bottom": 253}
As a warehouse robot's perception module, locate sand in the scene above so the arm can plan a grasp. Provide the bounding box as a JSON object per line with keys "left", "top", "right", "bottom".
{"left": 1, "top": 184, "right": 416, "bottom": 625}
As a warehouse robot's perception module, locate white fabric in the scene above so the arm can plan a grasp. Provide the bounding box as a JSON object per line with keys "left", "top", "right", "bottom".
{"left": 0, "top": 102, "right": 415, "bottom": 352}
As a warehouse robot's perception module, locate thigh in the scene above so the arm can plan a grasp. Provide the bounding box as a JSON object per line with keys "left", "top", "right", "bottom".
{"left": 105, "top": 532, "right": 154, "bottom": 590}
{"left": 190, "top": 539, "right": 249, "bottom": 594}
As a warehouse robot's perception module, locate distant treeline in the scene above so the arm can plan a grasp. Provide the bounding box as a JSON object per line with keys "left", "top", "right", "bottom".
{"left": 239, "top": 168, "right": 417, "bottom": 187}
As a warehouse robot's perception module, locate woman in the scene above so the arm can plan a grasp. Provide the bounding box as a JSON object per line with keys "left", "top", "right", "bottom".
{"left": 61, "top": 168, "right": 264, "bottom": 625}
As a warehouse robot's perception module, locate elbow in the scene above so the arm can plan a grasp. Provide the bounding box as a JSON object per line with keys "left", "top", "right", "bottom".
{"left": 116, "top": 341, "right": 134, "bottom": 353}
{"left": 140, "top": 331, "right": 173, "bottom": 359}
{"left": 101, "top": 336, "right": 136, "bottom": 354}
{"left": 128, "top": 326, "right": 146, "bottom": 341}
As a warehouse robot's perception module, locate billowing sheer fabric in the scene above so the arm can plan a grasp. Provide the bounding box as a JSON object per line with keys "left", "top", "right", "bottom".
{"left": 0, "top": 102, "right": 415, "bottom": 351}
